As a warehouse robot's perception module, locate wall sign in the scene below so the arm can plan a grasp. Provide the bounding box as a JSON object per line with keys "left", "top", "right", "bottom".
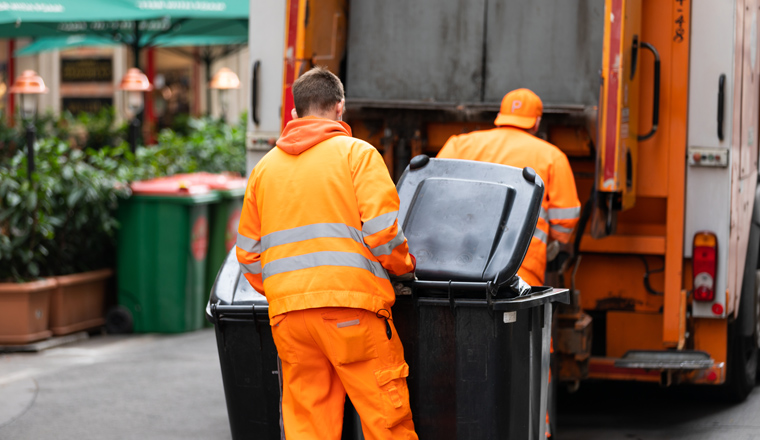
{"left": 61, "top": 58, "right": 113, "bottom": 83}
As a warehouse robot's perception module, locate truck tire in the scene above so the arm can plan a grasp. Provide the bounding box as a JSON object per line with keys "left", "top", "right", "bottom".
{"left": 722, "top": 270, "right": 760, "bottom": 402}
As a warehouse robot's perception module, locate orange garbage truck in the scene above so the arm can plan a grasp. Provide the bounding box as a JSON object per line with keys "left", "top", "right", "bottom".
{"left": 247, "top": 0, "right": 760, "bottom": 409}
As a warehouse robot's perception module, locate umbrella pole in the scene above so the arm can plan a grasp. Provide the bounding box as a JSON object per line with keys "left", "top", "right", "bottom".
{"left": 205, "top": 50, "right": 212, "bottom": 117}
{"left": 130, "top": 21, "right": 143, "bottom": 150}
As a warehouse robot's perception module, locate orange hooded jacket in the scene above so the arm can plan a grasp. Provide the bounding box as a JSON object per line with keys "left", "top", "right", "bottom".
{"left": 437, "top": 126, "right": 580, "bottom": 286}
{"left": 237, "top": 117, "right": 415, "bottom": 318}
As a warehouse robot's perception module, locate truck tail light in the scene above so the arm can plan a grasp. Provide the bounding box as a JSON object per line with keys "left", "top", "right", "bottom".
{"left": 693, "top": 232, "right": 717, "bottom": 302}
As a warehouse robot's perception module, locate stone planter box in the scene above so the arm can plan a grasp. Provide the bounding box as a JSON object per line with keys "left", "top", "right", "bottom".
{"left": 50, "top": 268, "right": 112, "bottom": 336}
{"left": 0, "top": 278, "right": 56, "bottom": 344}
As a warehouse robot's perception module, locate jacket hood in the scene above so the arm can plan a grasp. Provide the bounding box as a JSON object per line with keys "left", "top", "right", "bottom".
{"left": 276, "top": 116, "right": 352, "bottom": 155}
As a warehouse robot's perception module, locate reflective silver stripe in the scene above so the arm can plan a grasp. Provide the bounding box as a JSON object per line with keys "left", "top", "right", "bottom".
{"left": 547, "top": 206, "right": 581, "bottom": 221}
{"left": 533, "top": 228, "right": 548, "bottom": 244}
{"left": 240, "top": 260, "right": 262, "bottom": 276}
{"left": 370, "top": 228, "right": 407, "bottom": 257}
{"left": 261, "top": 223, "right": 363, "bottom": 250}
{"left": 237, "top": 233, "right": 261, "bottom": 253}
{"left": 263, "top": 251, "right": 389, "bottom": 281}
{"left": 539, "top": 207, "right": 548, "bottom": 221}
{"left": 362, "top": 211, "right": 399, "bottom": 236}
{"left": 550, "top": 224, "right": 574, "bottom": 234}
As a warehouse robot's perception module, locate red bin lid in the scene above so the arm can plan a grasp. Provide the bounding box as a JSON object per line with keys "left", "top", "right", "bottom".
{"left": 130, "top": 177, "right": 211, "bottom": 196}
{"left": 171, "top": 172, "right": 247, "bottom": 190}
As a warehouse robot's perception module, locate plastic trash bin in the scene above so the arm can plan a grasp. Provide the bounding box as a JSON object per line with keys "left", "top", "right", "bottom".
{"left": 207, "top": 250, "right": 365, "bottom": 440}
{"left": 207, "top": 155, "right": 568, "bottom": 439}
{"left": 170, "top": 172, "right": 247, "bottom": 326}
{"left": 114, "top": 177, "right": 219, "bottom": 333}
{"left": 393, "top": 156, "right": 569, "bottom": 439}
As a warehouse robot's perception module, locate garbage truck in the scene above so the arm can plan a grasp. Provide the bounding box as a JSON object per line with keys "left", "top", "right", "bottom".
{"left": 246, "top": 0, "right": 760, "bottom": 409}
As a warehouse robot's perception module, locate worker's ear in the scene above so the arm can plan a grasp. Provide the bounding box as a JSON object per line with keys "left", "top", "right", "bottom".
{"left": 291, "top": 108, "right": 299, "bottom": 120}
{"left": 531, "top": 116, "right": 542, "bottom": 134}
{"left": 336, "top": 99, "right": 345, "bottom": 121}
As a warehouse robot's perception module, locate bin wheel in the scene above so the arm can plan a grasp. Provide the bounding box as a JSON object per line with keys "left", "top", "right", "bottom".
{"left": 105, "top": 306, "right": 134, "bottom": 334}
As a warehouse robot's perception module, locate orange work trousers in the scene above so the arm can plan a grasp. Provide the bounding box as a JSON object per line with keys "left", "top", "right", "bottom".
{"left": 270, "top": 307, "right": 418, "bottom": 440}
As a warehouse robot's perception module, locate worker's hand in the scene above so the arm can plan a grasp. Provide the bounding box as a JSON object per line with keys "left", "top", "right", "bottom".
{"left": 390, "top": 271, "right": 416, "bottom": 295}
{"left": 390, "top": 253, "right": 416, "bottom": 295}
{"left": 393, "top": 280, "right": 414, "bottom": 296}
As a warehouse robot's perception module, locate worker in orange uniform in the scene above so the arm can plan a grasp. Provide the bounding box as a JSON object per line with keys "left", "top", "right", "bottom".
{"left": 437, "top": 88, "right": 581, "bottom": 287}
{"left": 236, "top": 66, "right": 418, "bottom": 440}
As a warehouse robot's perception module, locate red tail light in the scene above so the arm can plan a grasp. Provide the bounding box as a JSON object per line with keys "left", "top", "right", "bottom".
{"left": 693, "top": 232, "right": 717, "bottom": 302}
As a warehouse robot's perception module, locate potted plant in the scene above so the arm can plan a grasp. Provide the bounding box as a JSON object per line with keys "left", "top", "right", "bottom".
{"left": 0, "top": 136, "right": 129, "bottom": 340}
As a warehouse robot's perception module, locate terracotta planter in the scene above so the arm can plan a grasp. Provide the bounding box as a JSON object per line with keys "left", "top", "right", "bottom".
{"left": 50, "top": 268, "right": 113, "bottom": 336}
{"left": 0, "top": 278, "right": 56, "bottom": 344}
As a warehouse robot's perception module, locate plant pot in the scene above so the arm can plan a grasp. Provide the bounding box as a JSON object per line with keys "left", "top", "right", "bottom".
{"left": 50, "top": 268, "right": 113, "bottom": 336}
{"left": 0, "top": 278, "right": 56, "bottom": 344}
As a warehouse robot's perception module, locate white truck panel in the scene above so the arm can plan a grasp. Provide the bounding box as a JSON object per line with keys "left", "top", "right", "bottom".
{"left": 246, "top": 0, "right": 287, "bottom": 176}
{"left": 685, "top": 0, "right": 737, "bottom": 318}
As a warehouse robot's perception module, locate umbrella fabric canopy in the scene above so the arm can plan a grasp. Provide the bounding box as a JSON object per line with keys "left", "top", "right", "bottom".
{"left": 14, "top": 34, "right": 247, "bottom": 56}
{"left": 0, "top": 1, "right": 147, "bottom": 25}
{"left": 0, "top": 0, "right": 247, "bottom": 38}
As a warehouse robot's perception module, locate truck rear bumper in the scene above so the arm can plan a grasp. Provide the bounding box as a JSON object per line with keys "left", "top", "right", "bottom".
{"left": 587, "top": 353, "right": 726, "bottom": 385}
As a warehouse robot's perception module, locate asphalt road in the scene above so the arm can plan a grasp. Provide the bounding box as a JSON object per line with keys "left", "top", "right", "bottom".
{"left": 2, "top": 328, "right": 760, "bottom": 440}
{"left": 0, "top": 329, "right": 231, "bottom": 440}
{"left": 557, "top": 379, "right": 760, "bottom": 440}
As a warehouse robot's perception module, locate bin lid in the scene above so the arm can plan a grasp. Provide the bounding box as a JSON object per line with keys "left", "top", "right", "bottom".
{"left": 396, "top": 157, "right": 544, "bottom": 287}
{"left": 171, "top": 172, "right": 247, "bottom": 191}
{"left": 131, "top": 177, "right": 212, "bottom": 196}
{"left": 208, "top": 249, "right": 268, "bottom": 308}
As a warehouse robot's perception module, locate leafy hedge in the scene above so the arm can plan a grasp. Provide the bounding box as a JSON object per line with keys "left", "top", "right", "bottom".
{"left": 0, "top": 110, "right": 246, "bottom": 282}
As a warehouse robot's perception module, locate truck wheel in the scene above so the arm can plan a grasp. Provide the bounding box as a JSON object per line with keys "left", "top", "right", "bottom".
{"left": 722, "top": 270, "right": 760, "bottom": 401}
{"left": 756, "top": 270, "right": 760, "bottom": 379}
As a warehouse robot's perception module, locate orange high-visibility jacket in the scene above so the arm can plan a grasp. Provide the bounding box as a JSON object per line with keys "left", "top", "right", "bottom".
{"left": 437, "top": 126, "right": 581, "bottom": 286}
{"left": 237, "top": 116, "right": 415, "bottom": 318}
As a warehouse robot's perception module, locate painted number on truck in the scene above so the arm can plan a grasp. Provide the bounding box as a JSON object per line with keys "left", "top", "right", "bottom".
{"left": 674, "top": 0, "right": 686, "bottom": 43}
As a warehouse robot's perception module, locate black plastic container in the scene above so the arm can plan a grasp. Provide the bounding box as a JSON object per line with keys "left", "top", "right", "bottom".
{"left": 207, "top": 251, "right": 364, "bottom": 440}
{"left": 393, "top": 157, "right": 568, "bottom": 439}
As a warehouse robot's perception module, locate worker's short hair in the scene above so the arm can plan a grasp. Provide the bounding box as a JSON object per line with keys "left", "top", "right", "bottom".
{"left": 293, "top": 66, "right": 344, "bottom": 117}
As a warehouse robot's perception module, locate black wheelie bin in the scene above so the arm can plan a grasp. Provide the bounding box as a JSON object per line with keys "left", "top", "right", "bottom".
{"left": 206, "top": 250, "right": 364, "bottom": 440}
{"left": 392, "top": 156, "right": 569, "bottom": 440}
{"left": 207, "top": 155, "right": 568, "bottom": 440}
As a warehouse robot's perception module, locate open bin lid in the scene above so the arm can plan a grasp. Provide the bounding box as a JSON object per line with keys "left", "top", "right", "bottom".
{"left": 396, "top": 156, "right": 544, "bottom": 289}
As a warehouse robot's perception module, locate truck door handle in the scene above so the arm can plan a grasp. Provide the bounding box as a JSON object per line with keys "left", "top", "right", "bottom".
{"left": 718, "top": 73, "right": 726, "bottom": 141}
{"left": 251, "top": 60, "right": 261, "bottom": 126}
{"left": 638, "top": 42, "right": 660, "bottom": 141}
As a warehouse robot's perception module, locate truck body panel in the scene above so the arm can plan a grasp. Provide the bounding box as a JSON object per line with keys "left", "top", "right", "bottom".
{"left": 248, "top": 0, "right": 760, "bottom": 394}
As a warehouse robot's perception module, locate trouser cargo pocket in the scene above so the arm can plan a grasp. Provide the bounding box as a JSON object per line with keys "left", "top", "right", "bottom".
{"left": 321, "top": 308, "right": 379, "bottom": 365}
{"left": 375, "top": 362, "right": 413, "bottom": 428}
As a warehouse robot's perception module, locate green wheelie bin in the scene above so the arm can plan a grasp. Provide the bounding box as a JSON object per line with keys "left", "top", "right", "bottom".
{"left": 168, "top": 173, "right": 247, "bottom": 327}
{"left": 113, "top": 178, "right": 220, "bottom": 333}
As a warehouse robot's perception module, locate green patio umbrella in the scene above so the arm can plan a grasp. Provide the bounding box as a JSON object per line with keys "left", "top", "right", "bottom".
{"left": 0, "top": 0, "right": 247, "bottom": 67}
{"left": 14, "top": 34, "right": 247, "bottom": 56}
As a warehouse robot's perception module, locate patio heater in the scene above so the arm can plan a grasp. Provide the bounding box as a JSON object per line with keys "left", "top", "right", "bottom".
{"left": 119, "top": 68, "right": 153, "bottom": 153}
{"left": 10, "top": 70, "right": 47, "bottom": 183}
{"left": 209, "top": 67, "right": 240, "bottom": 122}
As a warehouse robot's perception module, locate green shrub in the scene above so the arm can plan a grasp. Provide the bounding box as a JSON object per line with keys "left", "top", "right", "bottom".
{"left": 0, "top": 139, "right": 129, "bottom": 281}
{"left": 0, "top": 110, "right": 247, "bottom": 282}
